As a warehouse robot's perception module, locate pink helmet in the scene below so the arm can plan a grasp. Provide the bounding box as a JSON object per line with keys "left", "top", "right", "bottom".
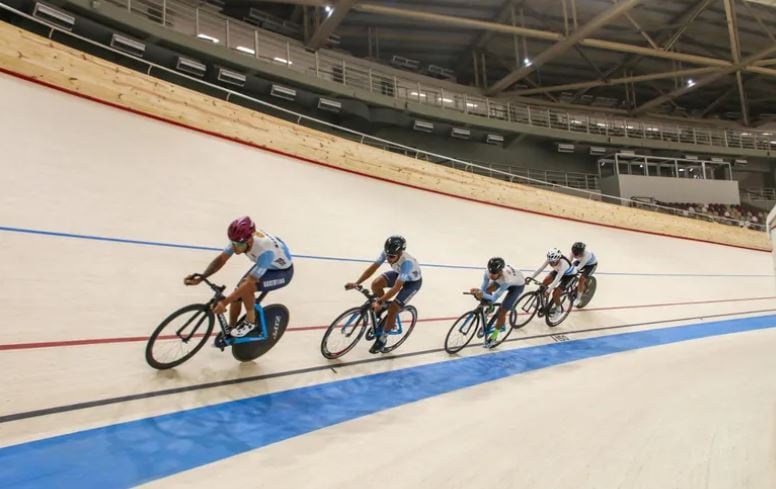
{"left": 227, "top": 216, "right": 255, "bottom": 242}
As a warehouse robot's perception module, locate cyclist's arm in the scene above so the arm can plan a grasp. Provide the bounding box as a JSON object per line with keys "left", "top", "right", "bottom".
{"left": 478, "top": 272, "right": 490, "bottom": 293}
{"left": 482, "top": 283, "right": 509, "bottom": 302}
{"left": 224, "top": 276, "right": 257, "bottom": 303}
{"left": 575, "top": 252, "right": 591, "bottom": 269}
{"left": 354, "top": 262, "right": 380, "bottom": 285}
{"left": 380, "top": 279, "right": 403, "bottom": 302}
{"left": 202, "top": 251, "right": 231, "bottom": 278}
{"left": 529, "top": 261, "right": 548, "bottom": 281}
{"left": 248, "top": 251, "right": 275, "bottom": 281}
{"left": 547, "top": 262, "right": 571, "bottom": 290}
{"left": 380, "top": 261, "right": 413, "bottom": 302}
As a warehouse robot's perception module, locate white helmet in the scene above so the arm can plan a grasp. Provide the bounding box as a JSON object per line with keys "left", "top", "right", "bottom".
{"left": 547, "top": 248, "right": 562, "bottom": 262}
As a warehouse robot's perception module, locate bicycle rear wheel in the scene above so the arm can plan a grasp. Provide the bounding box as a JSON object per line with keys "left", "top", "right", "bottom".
{"left": 444, "top": 310, "right": 480, "bottom": 354}
{"left": 382, "top": 306, "right": 418, "bottom": 353}
{"left": 146, "top": 304, "right": 214, "bottom": 369}
{"left": 576, "top": 276, "right": 597, "bottom": 308}
{"left": 321, "top": 307, "right": 367, "bottom": 359}
{"left": 509, "top": 291, "right": 539, "bottom": 329}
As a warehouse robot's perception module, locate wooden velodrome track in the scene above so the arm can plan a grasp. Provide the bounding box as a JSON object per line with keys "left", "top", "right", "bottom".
{"left": 0, "top": 20, "right": 775, "bottom": 489}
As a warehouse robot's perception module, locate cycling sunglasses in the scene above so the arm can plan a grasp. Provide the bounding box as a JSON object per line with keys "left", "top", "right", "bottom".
{"left": 231, "top": 240, "right": 249, "bottom": 250}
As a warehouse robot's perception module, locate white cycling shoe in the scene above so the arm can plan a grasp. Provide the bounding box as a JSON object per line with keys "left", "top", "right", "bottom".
{"left": 230, "top": 320, "right": 258, "bottom": 337}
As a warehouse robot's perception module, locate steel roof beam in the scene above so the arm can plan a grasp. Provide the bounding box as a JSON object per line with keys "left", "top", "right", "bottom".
{"left": 509, "top": 67, "right": 718, "bottom": 96}
{"left": 350, "top": 2, "right": 776, "bottom": 79}
{"left": 663, "top": 0, "right": 716, "bottom": 51}
{"left": 722, "top": 0, "right": 750, "bottom": 125}
{"left": 307, "top": 0, "right": 357, "bottom": 50}
{"left": 633, "top": 44, "right": 776, "bottom": 115}
{"left": 485, "top": 0, "right": 643, "bottom": 94}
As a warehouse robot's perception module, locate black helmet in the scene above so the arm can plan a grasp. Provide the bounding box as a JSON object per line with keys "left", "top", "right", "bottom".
{"left": 487, "top": 257, "right": 505, "bottom": 274}
{"left": 384, "top": 235, "right": 406, "bottom": 255}
{"left": 572, "top": 242, "right": 586, "bottom": 255}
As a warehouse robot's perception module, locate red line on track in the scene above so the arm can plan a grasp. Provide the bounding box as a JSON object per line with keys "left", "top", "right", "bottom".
{"left": 2, "top": 295, "right": 774, "bottom": 352}
{"left": 0, "top": 67, "right": 768, "bottom": 253}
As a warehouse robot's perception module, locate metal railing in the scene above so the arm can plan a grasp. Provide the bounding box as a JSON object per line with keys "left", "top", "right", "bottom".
{"left": 106, "top": 0, "right": 776, "bottom": 153}
{"left": 2, "top": 1, "right": 765, "bottom": 232}
{"left": 742, "top": 187, "right": 776, "bottom": 201}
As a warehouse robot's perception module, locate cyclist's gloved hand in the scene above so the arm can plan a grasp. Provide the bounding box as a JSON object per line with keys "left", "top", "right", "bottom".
{"left": 344, "top": 282, "right": 358, "bottom": 290}
{"left": 184, "top": 274, "right": 203, "bottom": 286}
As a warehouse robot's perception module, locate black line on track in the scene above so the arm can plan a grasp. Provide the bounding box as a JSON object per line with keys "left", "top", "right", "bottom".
{"left": 2, "top": 307, "right": 775, "bottom": 424}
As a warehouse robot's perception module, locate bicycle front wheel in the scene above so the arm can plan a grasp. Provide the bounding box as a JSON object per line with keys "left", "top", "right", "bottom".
{"left": 546, "top": 292, "right": 574, "bottom": 327}
{"left": 146, "top": 304, "right": 214, "bottom": 369}
{"left": 509, "top": 291, "right": 539, "bottom": 329}
{"left": 444, "top": 310, "right": 480, "bottom": 354}
{"left": 321, "top": 307, "right": 367, "bottom": 359}
{"left": 382, "top": 306, "right": 418, "bottom": 353}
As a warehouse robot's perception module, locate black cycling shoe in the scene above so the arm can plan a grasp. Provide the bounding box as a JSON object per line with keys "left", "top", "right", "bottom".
{"left": 369, "top": 337, "right": 386, "bottom": 354}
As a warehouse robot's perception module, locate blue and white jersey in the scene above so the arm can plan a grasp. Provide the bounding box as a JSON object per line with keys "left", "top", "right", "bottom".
{"left": 224, "top": 230, "right": 292, "bottom": 280}
{"left": 480, "top": 265, "right": 525, "bottom": 302}
{"left": 530, "top": 256, "right": 577, "bottom": 290}
{"left": 573, "top": 249, "right": 597, "bottom": 268}
{"left": 375, "top": 251, "right": 422, "bottom": 282}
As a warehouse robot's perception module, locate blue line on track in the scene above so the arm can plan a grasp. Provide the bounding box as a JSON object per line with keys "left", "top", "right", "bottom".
{"left": 0, "top": 225, "right": 769, "bottom": 277}
{"left": 0, "top": 313, "right": 774, "bottom": 488}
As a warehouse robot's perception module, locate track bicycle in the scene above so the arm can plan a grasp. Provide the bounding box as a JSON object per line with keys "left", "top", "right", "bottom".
{"left": 145, "top": 274, "right": 289, "bottom": 369}
{"left": 320, "top": 285, "right": 418, "bottom": 359}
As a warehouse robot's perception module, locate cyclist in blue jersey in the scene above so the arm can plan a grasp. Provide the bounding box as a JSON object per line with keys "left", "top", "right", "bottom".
{"left": 184, "top": 216, "right": 293, "bottom": 338}
{"left": 345, "top": 235, "right": 422, "bottom": 353}
{"left": 470, "top": 257, "right": 525, "bottom": 347}
{"left": 571, "top": 242, "right": 597, "bottom": 306}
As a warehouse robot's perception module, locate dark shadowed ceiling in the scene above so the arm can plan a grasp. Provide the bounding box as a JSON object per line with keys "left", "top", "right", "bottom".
{"left": 217, "top": 0, "right": 776, "bottom": 126}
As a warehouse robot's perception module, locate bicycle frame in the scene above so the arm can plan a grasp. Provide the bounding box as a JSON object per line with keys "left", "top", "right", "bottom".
{"left": 345, "top": 286, "right": 406, "bottom": 337}
{"left": 459, "top": 294, "right": 501, "bottom": 335}
{"left": 195, "top": 275, "right": 272, "bottom": 346}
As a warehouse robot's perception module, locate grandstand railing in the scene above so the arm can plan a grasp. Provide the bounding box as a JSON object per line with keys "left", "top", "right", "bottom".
{"left": 104, "top": 0, "right": 776, "bottom": 154}
{"left": 1, "top": 1, "right": 764, "bottom": 232}
{"left": 743, "top": 187, "right": 776, "bottom": 201}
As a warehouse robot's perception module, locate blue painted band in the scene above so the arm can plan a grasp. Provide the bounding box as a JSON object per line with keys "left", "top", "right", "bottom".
{"left": 0, "top": 225, "right": 770, "bottom": 277}
{"left": 0, "top": 313, "right": 774, "bottom": 488}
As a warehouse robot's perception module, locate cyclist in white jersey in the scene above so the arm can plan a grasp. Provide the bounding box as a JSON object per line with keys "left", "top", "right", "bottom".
{"left": 529, "top": 248, "right": 577, "bottom": 322}
{"left": 570, "top": 241, "right": 597, "bottom": 306}
{"left": 469, "top": 257, "right": 525, "bottom": 347}
{"left": 345, "top": 235, "right": 422, "bottom": 353}
{"left": 184, "top": 216, "right": 293, "bottom": 338}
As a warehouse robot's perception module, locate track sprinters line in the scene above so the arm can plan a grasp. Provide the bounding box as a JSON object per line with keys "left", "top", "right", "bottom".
{"left": 1, "top": 307, "right": 775, "bottom": 424}
{"left": 1, "top": 295, "right": 774, "bottom": 351}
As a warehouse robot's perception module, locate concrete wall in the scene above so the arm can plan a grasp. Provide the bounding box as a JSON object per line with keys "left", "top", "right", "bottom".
{"left": 601, "top": 174, "right": 741, "bottom": 205}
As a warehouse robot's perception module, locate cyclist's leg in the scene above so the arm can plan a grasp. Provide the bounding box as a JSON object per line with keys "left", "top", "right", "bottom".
{"left": 254, "top": 266, "right": 295, "bottom": 298}
{"left": 229, "top": 271, "right": 254, "bottom": 327}
{"left": 497, "top": 285, "right": 523, "bottom": 329}
{"left": 543, "top": 273, "right": 555, "bottom": 310}
{"left": 371, "top": 271, "right": 394, "bottom": 297}
{"left": 553, "top": 274, "right": 574, "bottom": 307}
{"left": 383, "top": 279, "right": 422, "bottom": 335}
